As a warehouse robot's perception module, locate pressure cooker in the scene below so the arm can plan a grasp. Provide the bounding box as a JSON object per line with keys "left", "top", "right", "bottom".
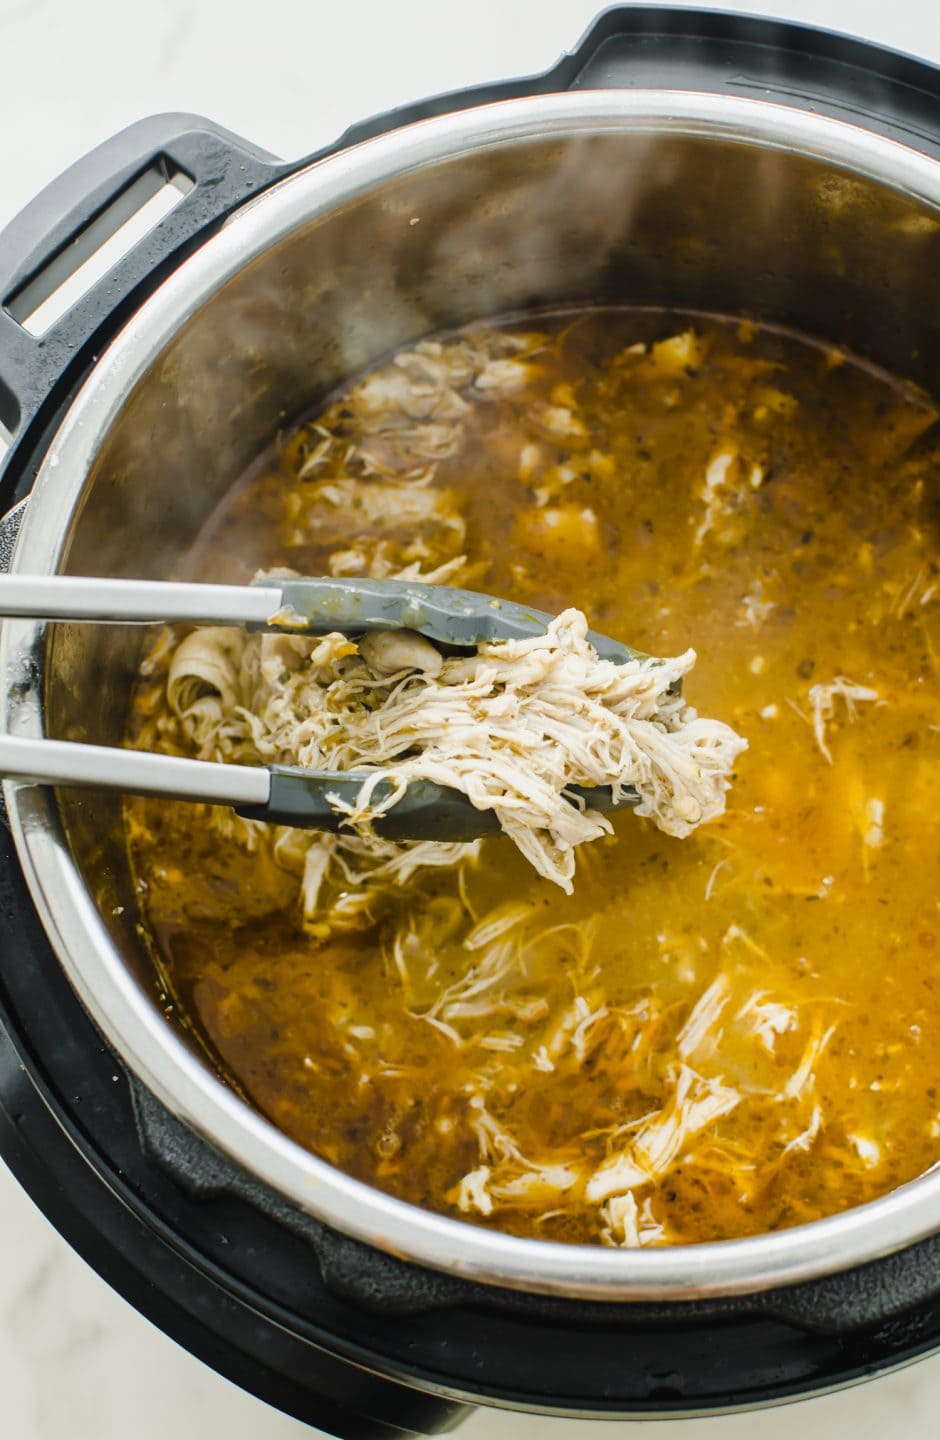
{"left": 3, "top": 8, "right": 940, "bottom": 1435}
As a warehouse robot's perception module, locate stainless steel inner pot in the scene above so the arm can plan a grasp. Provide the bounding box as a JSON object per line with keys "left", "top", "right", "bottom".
{"left": 4, "top": 90, "right": 940, "bottom": 1302}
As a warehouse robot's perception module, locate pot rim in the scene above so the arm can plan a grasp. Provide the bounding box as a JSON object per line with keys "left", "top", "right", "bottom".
{"left": 5, "top": 88, "right": 940, "bottom": 1302}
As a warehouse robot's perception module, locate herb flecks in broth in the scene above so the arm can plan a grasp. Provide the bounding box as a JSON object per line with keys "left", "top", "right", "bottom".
{"left": 126, "top": 311, "right": 940, "bottom": 1248}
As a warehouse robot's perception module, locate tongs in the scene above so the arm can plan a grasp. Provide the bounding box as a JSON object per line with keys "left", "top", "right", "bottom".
{"left": 0, "top": 575, "right": 645, "bottom": 842}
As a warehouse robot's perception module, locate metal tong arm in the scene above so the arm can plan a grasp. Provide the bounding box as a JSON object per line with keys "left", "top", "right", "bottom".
{"left": 0, "top": 574, "right": 642, "bottom": 662}
{"left": 0, "top": 734, "right": 268, "bottom": 807}
{"left": 0, "top": 735, "right": 639, "bottom": 843}
{"left": 0, "top": 575, "right": 283, "bottom": 628}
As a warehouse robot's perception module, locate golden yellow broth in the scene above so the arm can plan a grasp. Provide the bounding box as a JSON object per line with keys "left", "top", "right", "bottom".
{"left": 127, "top": 310, "right": 940, "bottom": 1246}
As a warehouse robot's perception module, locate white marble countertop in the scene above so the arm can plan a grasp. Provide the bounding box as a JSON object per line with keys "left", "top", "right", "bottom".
{"left": 2, "top": 0, "right": 940, "bottom": 1435}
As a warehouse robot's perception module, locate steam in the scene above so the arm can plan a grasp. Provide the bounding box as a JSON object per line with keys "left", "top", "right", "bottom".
{"left": 67, "top": 121, "right": 940, "bottom": 589}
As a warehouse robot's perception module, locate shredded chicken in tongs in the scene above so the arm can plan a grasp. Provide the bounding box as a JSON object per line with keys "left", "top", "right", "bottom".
{"left": 161, "top": 574, "right": 747, "bottom": 891}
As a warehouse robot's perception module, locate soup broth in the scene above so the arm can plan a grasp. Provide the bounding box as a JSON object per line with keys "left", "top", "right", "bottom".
{"left": 126, "top": 310, "right": 940, "bottom": 1248}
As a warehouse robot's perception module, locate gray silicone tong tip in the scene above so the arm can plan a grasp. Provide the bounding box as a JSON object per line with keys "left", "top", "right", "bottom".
{"left": 267, "top": 576, "right": 643, "bottom": 664}
{"left": 238, "top": 770, "right": 641, "bottom": 842}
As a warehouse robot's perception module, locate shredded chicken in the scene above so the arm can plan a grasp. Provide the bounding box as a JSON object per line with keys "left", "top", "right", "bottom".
{"left": 600, "top": 1193, "right": 667, "bottom": 1249}
{"left": 439, "top": 938, "right": 843, "bottom": 1239}
{"left": 807, "top": 675, "right": 880, "bottom": 764}
{"left": 585, "top": 1066, "right": 741, "bottom": 1203}
{"left": 693, "top": 446, "right": 739, "bottom": 550}
{"left": 165, "top": 608, "right": 745, "bottom": 895}
{"left": 736, "top": 994, "right": 798, "bottom": 1056}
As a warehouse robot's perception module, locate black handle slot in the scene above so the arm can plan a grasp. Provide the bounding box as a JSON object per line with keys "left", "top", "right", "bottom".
{"left": 4, "top": 160, "right": 194, "bottom": 338}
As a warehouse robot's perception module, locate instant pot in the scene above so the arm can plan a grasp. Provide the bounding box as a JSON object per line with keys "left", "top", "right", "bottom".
{"left": 3, "top": 8, "right": 940, "bottom": 1435}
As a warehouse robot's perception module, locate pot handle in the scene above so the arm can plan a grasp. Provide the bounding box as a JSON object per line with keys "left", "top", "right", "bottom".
{"left": 0, "top": 114, "right": 287, "bottom": 490}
